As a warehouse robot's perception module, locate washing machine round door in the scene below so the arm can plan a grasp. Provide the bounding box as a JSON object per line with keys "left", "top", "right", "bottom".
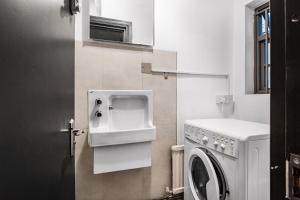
{"left": 188, "top": 148, "right": 220, "bottom": 200}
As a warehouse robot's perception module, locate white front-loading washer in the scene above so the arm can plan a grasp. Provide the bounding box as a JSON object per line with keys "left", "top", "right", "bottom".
{"left": 184, "top": 119, "right": 270, "bottom": 200}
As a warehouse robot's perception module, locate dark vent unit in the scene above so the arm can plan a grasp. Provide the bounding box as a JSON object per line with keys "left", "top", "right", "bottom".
{"left": 90, "top": 16, "right": 132, "bottom": 43}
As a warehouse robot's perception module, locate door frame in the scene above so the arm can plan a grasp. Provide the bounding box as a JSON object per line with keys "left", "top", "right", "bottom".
{"left": 270, "top": 0, "right": 287, "bottom": 199}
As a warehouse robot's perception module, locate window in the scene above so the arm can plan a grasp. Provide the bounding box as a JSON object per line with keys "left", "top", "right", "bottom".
{"left": 90, "top": 16, "right": 132, "bottom": 43}
{"left": 255, "top": 3, "right": 271, "bottom": 93}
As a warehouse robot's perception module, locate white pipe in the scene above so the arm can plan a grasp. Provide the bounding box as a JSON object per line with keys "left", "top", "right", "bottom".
{"left": 151, "top": 68, "right": 229, "bottom": 78}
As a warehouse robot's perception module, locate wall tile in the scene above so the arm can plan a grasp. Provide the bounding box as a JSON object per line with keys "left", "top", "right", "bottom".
{"left": 142, "top": 74, "right": 177, "bottom": 126}
{"left": 142, "top": 50, "right": 177, "bottom": 126}
{"left": 75, "top": 42, "right": 103, "bottom": 129}
{"left": 101, "top": 49, "right": 143, "bottom": 90}
{"left": 150, "top": 123, "right": 177, "bottom": 198}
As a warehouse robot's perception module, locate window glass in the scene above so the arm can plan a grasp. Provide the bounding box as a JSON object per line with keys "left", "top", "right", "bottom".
{"left": 255, "top": 3, "right": 271, "bottom": 93}
{"left": 258, "top": 13, "right": 266, "bottom": 36}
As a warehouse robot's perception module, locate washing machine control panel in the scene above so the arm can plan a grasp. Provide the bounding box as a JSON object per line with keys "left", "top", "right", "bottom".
{"left": 184, "top": 124, "right": 239, "bottom": 158}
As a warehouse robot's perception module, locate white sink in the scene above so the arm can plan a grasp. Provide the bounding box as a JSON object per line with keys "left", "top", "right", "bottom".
{"left": 88, "top": 90, "right": 156, "bottom": 147}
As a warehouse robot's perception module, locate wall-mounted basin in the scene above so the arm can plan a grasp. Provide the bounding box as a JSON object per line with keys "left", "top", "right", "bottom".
{"left": 88, "top": 90, "right": 156, "bottom": 147}
{"left": 88, "top": 90, "right": 156, "bottom": 173}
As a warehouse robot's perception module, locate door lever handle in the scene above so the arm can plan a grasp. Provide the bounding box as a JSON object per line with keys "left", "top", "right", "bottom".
{"left": 60, "top": 120, "right": 87, "bottom": 136}
{"left": 72, "top": 129, "right": 87, "bottom": 136}
{"left": 60, "top": 128, "right": 86, "bottom": 136}
{"left": 60, "top": 119, "right": 87, "bottom": 157}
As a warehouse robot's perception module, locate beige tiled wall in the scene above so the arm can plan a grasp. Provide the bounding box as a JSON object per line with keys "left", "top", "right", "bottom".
{"left": 75, "top": 42, "right": 177, "bottom": 200}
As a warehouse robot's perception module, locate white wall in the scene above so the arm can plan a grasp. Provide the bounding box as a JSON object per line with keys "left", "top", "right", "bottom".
{"left": 155, "top": 0, "right": 233, "bottom": 74}
{"left": 155, "top": 0, "right": 234, "bottom": 144}
{"left": 100, "top": 0, "right": 154, "bottom": 45}
{"left": 89, "top": 0, "right": 100, "bottom": 16}
{"left": 231, "top": 0, "right": 270, "bottom": 124}
{"left": 245, "top": 6, "right": 255, "bottom": 93}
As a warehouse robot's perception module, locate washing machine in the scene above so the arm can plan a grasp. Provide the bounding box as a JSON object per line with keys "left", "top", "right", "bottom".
{"left": 184, "top": 119, "right": 270, "bottom": 200}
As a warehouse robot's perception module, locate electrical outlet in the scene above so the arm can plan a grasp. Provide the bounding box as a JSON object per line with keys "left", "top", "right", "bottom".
{"left": 216, "top": 95, "right": 233, "bottom": 104}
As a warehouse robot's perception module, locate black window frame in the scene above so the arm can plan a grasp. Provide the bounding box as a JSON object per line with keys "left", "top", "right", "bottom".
{"left": 254, "top": 3, "right": 271, "bottom": 94}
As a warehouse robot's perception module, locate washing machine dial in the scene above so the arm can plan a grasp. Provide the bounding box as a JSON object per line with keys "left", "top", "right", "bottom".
{"left": 213, "top": 141, "right": 219, "bottom": 147}
{"left": 202, "top": 136, "right": 209, "bottom": 144}
{"left": 220, "top": 143, "right": 226, "bottom": 150}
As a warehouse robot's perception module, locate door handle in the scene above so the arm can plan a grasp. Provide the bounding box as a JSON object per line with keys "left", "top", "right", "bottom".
{"left": 61, "top": 119, "right": 86, "bottom": 157}
{"left": 69, "top": 119, "right": 76, "bottom": 157}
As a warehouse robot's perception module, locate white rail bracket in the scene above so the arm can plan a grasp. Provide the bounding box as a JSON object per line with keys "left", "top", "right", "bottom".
{"left": 141, "top": 62, "right": 171, "bottom": 79}
{"left": 141, "top": 62, "right": 229, "bottom": 79}
{"left": 141, "top": 62, "right": 153, "bottom": 74}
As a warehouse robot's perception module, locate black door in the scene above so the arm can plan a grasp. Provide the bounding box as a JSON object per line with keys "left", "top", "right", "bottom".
{"left": 0, "top": 0, "right": 75, "bottom": 199}
{"left": 270, "top": 0, "right": 286, "bottom": 199}
{"left": 286, "top": 0, "right": 300, "bottom": 199}
{"left": 271, "top": 0, "right": 300, "bottom": 199}
{"left": 286, "top": 0, "right": 300, "bottom": 158}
